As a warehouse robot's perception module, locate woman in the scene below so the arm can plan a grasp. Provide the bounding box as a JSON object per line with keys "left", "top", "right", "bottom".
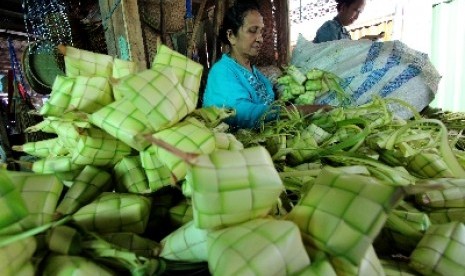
{"left": 202, "top": 1, "right": 327, "bottom": 130}
{"left": 313, "top": 0, "right": 383, "bottom": 43}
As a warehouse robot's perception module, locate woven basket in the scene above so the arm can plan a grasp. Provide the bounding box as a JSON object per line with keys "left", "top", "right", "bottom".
{"left": 139, "top": 0, "right": 186, "bottom": 33}
{"left": 22, "top": 41, "right": 65, "bottom": 95}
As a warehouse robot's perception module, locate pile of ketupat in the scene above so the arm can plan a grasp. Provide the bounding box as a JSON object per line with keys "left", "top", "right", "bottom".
{"left": 1, "top": 43, "right": 465, "bottom": 276}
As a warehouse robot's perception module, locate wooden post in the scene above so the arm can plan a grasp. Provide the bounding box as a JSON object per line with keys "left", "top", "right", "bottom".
{"left": 276, "top": 0, "right": 290, "bottom": 67}
{"left": 99, "top": 0, "right": 147, "bottom": 70}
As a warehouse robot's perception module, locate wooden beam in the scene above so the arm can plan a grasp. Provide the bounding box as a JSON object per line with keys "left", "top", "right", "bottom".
{"left": 276, "top": 0, "right": 290, "bottom": 66}
{"left": 99, "top": 0, "right": 147, "bottom": 70}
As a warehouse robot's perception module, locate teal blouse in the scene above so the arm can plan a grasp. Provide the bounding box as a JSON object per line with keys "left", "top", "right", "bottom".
{"left": 202, "top": 54, "right": 278, "bottom": 129}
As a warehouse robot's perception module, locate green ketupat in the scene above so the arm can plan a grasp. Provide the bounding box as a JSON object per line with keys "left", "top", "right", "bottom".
{"left": 39, "top": 75, "right": 74, "bottom": 117}
{"left": 151, "top": 117, "right": 216, "bottom": 182}
{"left": 0, "top": 172, "right": 63, "bottom": 235}
{"left": 0, "top": 236, "right": 36, "bottom": 276}
{"left": 160, "top": 220, "right": 208, "bottom": 262}
{"left": 112, "top": 58, "right": 138, "bottom": 82}
{"left": 90, "top": 98, "right": 153, "bottom": 151}
{"left": 409, "top": 221, "right": 465, "bottom": 275}
{"left": 139, "top": 147, "right": 173, "bottom": 190}
{"left": 415, "top": 178, "right": 465, "bottom": 208}
{"left": 207, "top": 218, "right": 310, "bottom": 276}
{"left": 186, "top": 146, "right": 284, "bottom": 229}
{"left": 66, "top": 76, "right": 114, "bottom": 113}
{"left": 72, "top": 192, "right": 152, "bottom": 234}
{"left": 55, "top": 165, "right": 112, "bottom": 216}
{"left": 100, "top": 232, "right": 161, "bottom": 258}
{"left": 329, "top": 245, "right": 385, "bottom": 276}
{"left": 12, "top": 138, "right": 68, "bottom": 158}
{"left": 213, "top": 132, "right": 244, "bottom": 151}
{"left": 427, "top": 207, "right": 465, "bottom": 224}
{"left": 42, "top": 255, "right": 114, "bottom": 275}
{"left": 0, "top": 171, "right": 28, "bottom": 229}
{"left": 59, "top": 44, "right": 114, "bottom": 78}
{"left": 71, "top": 127, "right": 132, "bottom": 167}
{"left": 114, "top": 156, "right": 151, "bottom": 194}
{"left": 113, "top": 66, "right": 196, "bottom": 131}
{"left": 46, "top": 225, "right": 82, "bottom": 255}
{"left": 169, "top": 200, "right": 194, "bottom": 227}
{"left": 151, "top": 44, "right": 203, "bottom": 100}
{"left": 32, "top": 156, "right": 83, "bottom": 174}
{"left": 286, "top": 166, "right": 404, "bottom": 266}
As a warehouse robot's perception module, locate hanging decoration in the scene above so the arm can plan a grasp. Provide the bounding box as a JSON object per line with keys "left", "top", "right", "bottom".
{"left": 7, "top": 37, "right": 30, "bottom": 102}
{"left": 22, "top": 0, "right": 74, "bottom": 54}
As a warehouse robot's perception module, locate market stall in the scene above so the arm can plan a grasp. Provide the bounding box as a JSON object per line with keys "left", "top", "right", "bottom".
{"left": 1, "top": 0, "right": 465, "bottom": 275}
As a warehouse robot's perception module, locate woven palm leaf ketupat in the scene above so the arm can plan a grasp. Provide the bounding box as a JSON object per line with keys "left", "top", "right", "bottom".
{"left": 32, "top": 156, "right": 83, "bottom": 174}
{"left": 71, "top": 127, "right": 132, "bottom": 167}
{"left": 414, "top": 178, "right": 465, "bottom": 208}
{"left": 0, "top": 171, "right": 28, "bottom": 230}
{"left": 114, "top": 67, "right": 196, "bottom": 131}
{"left": 409, "top": 221, "right": 465, "bottom": 275}
{"left": 286, "top": 166, "right": 404, "bottom": 266}
{"left": 72, "top": 192, "right": 152, "bottom": 234}
{"left": 0, "top": 236, "right": 36, "bottom": 276}
{"left": 0, "top": 172, "right": 63, "bottom": 236}
{"left": 151, "top": 117, "right": 216, "bottom": 183}
{"left": 207, "top": 218, "right": 310, "bottom": 275}
{"left": 113, "top": 156, "right": 151, "bottom": 194}
{"left": 42, "top": 255, "right": 114, "bottom": 275}
{"left": 139, "top": 146, "right": 173, "bottom": 191}
{"left": 186, "top": 146, "right": 284, "bottom": 229}
{"left": 59, "top": 45, "right": 114, "bottom": 78}
{"left": 90, "top": 98, "right": 154, "bottom": 151}
{"left": 152, "top": 44, "right": 203, "bottom": 101}
{"left": 55, "top": 165, "right": 112, "bottom": 216}
{"left": 160, "top": 220, "right": 208, "bottom": 262}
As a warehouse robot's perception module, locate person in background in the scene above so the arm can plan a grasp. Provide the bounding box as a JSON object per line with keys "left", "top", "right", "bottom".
{"left": 202, "top": 0, "right": 328, "bottom": 130}
{"left": 313, "top": 0, "right": 384, "bottom": 43}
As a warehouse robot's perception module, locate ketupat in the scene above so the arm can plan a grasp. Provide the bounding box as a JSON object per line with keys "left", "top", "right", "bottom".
{"left": 113, "top": 156, "right": 151, "bottom": 194}
{"left": 113, "top": 66, "right": 196, "bottom": 131}
{"left": 151, "top": 44, "right": 203, "bottom": 99}
{"left": 160, "top": 220, "right": 208, "bottom": 262}
{"left": 55, "top": 165, "right": 112, "bottom": 216}
{"left": 90, "top": 98, "right": 154, "bottom": 151}
{"left": 71, "top": 127, "right": 132, "bottom": 167}
{"left": 409, "top": 221, "right": 465, "bottom": 275}
{"left": 0, "top": 172, "right": 63, "bottom": 235}
{"left": 207, "top": 218, "right": 310, "bottom": 276}
{"left": 0, "top": 171, "right": 28, "bottom": 229}
{"left": 0, "top": 236, "right": 36, "bottom": 276}
{"left": 139, "top": 147, "right": 173, "bottom": 190}
{"left": 72, "top": 192, "right": 152, "bottom": 234}
{"left": 286, "top": 166, "right": 404, "bottom": 266}
{"left": 42, "top": 255, "right": 114, "bottom": 275}
{"left": 151, "top": 117, "right": 216, "bottom": 182}
{"left": 100, "top": 232, "right": 161, "bottom": 258}
{"left": 59, "top": 44, "right": 114, "bottom": 78}
{"left": 414, "top": 178, "right": 465, "bottom": 208}
{"left": 46, "top": 225, "right": 82, "bottom": 255}
{"left": 187, "top": 146, "right": 284, "bottom": 229}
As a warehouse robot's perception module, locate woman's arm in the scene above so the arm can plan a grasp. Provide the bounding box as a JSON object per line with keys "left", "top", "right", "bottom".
{"left": 203, "top": 66, "right": 277, "bottom": 129}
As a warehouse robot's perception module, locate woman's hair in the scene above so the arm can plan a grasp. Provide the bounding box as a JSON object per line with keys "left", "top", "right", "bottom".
{"left": 335, "top": 0, "right": 358, "bottom": 11}
{"left": 218, "top": 0, "right": 261, "bottom": 46}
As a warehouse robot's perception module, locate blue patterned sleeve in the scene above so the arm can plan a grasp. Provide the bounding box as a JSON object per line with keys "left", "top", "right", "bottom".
{"left": 203, "top": 62, "right": 278, "bottom": 129}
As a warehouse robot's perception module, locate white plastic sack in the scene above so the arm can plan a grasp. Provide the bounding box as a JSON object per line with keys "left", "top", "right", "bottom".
{"left": 291, "top": 35, "right": 441, "bottom": 119}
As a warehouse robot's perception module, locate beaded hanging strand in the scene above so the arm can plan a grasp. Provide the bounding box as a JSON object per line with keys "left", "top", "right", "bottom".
{"left": 22, "top": 0, "right": 74, "bottom": 54}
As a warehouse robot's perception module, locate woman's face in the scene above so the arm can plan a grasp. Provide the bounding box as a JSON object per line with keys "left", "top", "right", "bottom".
{"left": 339, "top": 0, "right": 366, "bottom": 26}
{"left": 228, "top": 10, "right": 264, "bottom": 59}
